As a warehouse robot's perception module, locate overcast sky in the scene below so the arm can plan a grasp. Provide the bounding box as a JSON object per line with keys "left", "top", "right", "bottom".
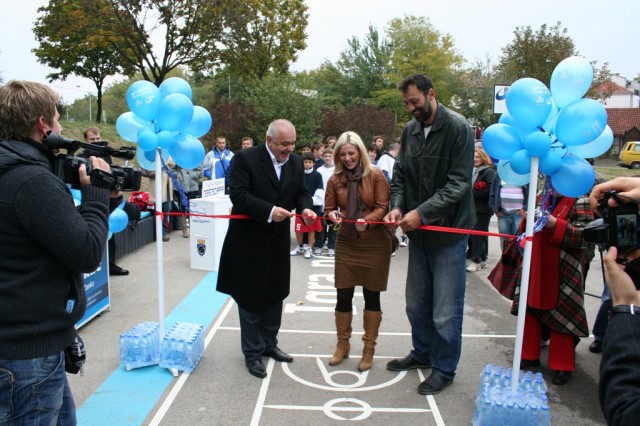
{"left": 2, "top": 0, "right": 639, "bottom": 103}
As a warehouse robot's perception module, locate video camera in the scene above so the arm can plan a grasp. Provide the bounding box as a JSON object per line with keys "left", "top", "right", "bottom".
{"left": 45, "top": 132, "right": 141, "bottom": 192}
{"left": 583, "top": 190, "right": 640, "bottom": 250}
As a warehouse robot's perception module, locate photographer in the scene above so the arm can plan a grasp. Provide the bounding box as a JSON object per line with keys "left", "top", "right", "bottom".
{"left": 0, "top": 81, "right": 113, "bottom": 424}
{"left": 590, "top": 178, "right": 640, "bottom": 425}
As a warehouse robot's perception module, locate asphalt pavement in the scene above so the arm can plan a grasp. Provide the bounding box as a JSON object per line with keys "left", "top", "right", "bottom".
{"left": 70, "top": 217, "right": 607, "bottom": 425}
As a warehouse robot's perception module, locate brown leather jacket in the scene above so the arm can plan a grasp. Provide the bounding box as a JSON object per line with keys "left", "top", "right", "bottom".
{"left": 324, "top": 167, "right": 389, "bottom": 239}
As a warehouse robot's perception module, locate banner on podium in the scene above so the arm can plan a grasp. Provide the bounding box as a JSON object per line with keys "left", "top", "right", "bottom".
{"left": 202, "top": 178, "right": 225, "bottom": 198}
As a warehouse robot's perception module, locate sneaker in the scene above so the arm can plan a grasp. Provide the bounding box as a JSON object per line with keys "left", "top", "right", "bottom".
{"left": 313, "top": 247, "right": 322, "bottom": 256}
{"left": 304, "top": 246, "right": 312, "bottom": 259}
{"left": 466, "top": 262, "right": 481, "bottom": 272}
{"left": 399, "top": 236, "right": 408, "bottom": 247}
{"left": 391, "top": 251, "right": 396, "bottom": 256}
{"left": 480, "top": 261, "right": 487, "bottom": 269}
{"left": 327, "top": 249, "right": 335, "bottom": 257}
{"left": 290, "top": 245, "right": 304, "bottom": 256}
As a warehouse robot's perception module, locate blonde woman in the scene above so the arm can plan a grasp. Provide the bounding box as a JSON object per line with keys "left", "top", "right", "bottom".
{"left": 467, "top": 146, "right": 496, "bottom": 271}
{"left": 324, "top": 131, "right": 392, "bottom": 371}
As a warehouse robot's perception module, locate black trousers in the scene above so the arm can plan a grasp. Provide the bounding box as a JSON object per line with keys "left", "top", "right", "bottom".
{"left": 468, "top": 213, "right": 492, "bottom": 263}
{"left": 238, "top": 302, "right": 283, "bottom": 363}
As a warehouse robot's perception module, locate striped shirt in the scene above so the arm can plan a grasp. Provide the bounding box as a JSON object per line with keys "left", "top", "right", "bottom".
{"left": 500, "top": 182, "right": 525, "bottom": 213}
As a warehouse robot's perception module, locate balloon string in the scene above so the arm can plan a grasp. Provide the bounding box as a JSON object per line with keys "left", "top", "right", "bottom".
{"left": 153, "top": 210, "right": 527, "bottom": 240}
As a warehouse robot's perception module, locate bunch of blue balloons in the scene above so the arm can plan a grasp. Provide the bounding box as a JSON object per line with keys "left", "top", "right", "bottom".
{"left": 115, "top": 77, "right": 211, "bottom": 172}
{"left": 482, "top": 56, "right": 612, "bottom": 197}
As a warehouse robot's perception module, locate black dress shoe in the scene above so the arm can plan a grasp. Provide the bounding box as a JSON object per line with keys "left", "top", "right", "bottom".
{"left": 589, "top": 340, "right": 603, "bottom": 353}
{"left": 386, "top": 354, "right": 432, "bottom": 371}
{"left": 264, "top": 347, "right": 293, "bottom": 363}
{"left": 552, "top": 370, "right": 572, "bottom": 385}
{"left": 418, "top": 372, "right": 453, "bottom": 395}
{"left": 520, "top": 358, "right": 541, "bottom": 369}
{"left": 246, "top": 360, "right": 267, "bottom": 378}
{"left": 109, "top": 264, "right": 129, "bottom": 276}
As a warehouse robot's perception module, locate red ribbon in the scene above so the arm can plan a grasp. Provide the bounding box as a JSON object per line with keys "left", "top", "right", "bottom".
{"left": 154, "top": 210, "right": 527, "bottom": 240}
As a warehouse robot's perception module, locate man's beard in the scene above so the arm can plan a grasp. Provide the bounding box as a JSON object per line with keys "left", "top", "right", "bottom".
{"left": 413, "top": 103, "right": 432, "bottom": 123}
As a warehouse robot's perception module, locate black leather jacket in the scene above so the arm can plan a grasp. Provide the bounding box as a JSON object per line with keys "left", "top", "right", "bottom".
{"left": 390, "top": 103, "right": 475, "bottom": 248}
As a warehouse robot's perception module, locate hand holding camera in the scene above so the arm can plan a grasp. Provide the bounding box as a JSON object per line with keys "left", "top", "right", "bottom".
{"left": 78, "top": 156, "right": 111, "bottom": 187}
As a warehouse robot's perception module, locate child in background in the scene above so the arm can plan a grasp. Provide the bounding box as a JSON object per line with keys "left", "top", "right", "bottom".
{"left": 291, "top": 153, "right": 325, "bottom": 259}
{"left": 315, "top": 148, "right": 336, "bottom": 256}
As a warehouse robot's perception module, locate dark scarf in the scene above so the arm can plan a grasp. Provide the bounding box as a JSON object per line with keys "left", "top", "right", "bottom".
{"left": 343, "top": 165, "right": 364, "bottom": 238}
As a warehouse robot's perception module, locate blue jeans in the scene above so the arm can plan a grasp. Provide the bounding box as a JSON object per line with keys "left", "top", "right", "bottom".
{"left": 0, "top": 352, "right": 76, "bottom": 425}
{"left": 406, "top": 237, "right": 467, "bottom": 380}
{"left": 497, "top": 212, "right": 523, "bottom": 248}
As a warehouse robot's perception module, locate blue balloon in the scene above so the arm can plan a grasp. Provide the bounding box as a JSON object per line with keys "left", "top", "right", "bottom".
{"left": 510, "top": 149, "right": 532, "bottom": 174}
{"left": 109, "top": 208, "right": 129, "bottom": 233}
{"left": 68, "top": 186, "right": 82, "bottom": 203}
{"left": 116, "top": 112, "right": 154, "bottom": 142}
{"left": 156, "top": 93, "right": 194, "bottom": 132}
{"left": 524, "top": 131, "right": 553, "bottom": 157}
{"left": 550, "top": 56, "right": 593, "bottom": 109}
{"left": 497, "top": 159, "right": 530, "bottom": 186}
{"left": 183, "top": 106, "right": 212, "bottom": 138}
{"left": 551, "top": 155, "right": 595, "bottom": 197}
{"left": 541, "top": 99, "right": 559, "bottom": 135}
{"left": 481, "top": 123, "right": 523, "bottom": 160}
{"left": 539, "top": 150, "right": 563, "bottom": 175}
{"left": 566, "top": 125, "right": 614, "bottom": 159}
{"left": 555, "top": 99, "right": 607, "bottom": 146}
{"left": 498, "top": 110, "right": 537, "bottom": 140}
{"left": 159, "top": 77, "right": 193, "bottom": 100}
{"left": 136, "top": 147, "right": 171, "bottom": 171}
{"left": 505, "top": 78, "right": 552, "bottom": 129}
{"left": 170, "top": 134, "right": 205, "bottom": 169}
{"left": 157, "top": 130, "right": 177, "bottom": 150}
{"left": 126, "top": 81, "right": 161, "bottom": 121}
{"left": 137, "top": 130, "right": 158, "bottom": 151}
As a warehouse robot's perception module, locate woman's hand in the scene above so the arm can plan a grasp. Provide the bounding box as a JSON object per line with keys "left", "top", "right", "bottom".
{"left": 355, "top": 218, "right": 368, "bottom": 232}
{"left": 327, "top": 210, "right": 342, "bottom": 225}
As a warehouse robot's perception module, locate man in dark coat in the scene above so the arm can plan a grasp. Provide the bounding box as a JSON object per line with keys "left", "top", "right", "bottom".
{"left": 217, "top": 119, "right": 316, "bottom": 379}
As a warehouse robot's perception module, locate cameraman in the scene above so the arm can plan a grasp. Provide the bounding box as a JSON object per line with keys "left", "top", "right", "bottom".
{"left": 590, "top": 177, "right": 640, "bottom": 425}
{"left": 0, "top": 81, "right": 113, "bottom": 424}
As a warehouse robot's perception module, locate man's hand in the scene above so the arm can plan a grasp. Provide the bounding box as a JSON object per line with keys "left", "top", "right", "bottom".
{"left": 271, "top": 207, "right": 293, "bottom": 223}
{"left": 79, "top": 156, "right": 111, "bottom": 187}
{"left": 383, "top": 208, "right": 403, "bottom": 230}
{"left": 604, "top": 246, "right": 640, "bottom": 306}
{"left": 301, "top": 208, "right": 317, "bottom": 227}
{"left": 590, "top": 177, "right": 640, "bottom": 210}
{"left": 399, "top": 210, "right": 422, "bottom": 233}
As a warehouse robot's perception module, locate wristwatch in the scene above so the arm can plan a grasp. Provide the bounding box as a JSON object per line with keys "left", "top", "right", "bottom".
{"left": 608, "top": 304, "right": 640, "bottom": 320}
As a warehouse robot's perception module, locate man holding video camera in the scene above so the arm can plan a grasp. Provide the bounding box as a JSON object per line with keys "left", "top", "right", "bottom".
{"left": 589, "top": 177, "right": 640, "bottom": 425}
{"left": 0, "top": 81, "right": 115, "bottom": 424}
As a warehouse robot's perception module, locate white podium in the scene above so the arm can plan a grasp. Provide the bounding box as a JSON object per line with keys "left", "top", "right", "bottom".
{"left": 189, "top": 196, "right": 232, "bottom": 271}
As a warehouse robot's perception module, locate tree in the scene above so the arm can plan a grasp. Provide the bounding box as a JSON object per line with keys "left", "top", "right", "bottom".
{"left": 244, "top": 73, "right": 323, "bottom": 142}
{"left": 497, "top": 22, "right": 576, "bottom": 86}
{"left": 33, "top": 0, "right": 136, "bottom": 122}
{"left": 217, "top": 0, "right": 308, "bottom": 81}
{"left": 453, "top": 55, "right": 500, "bottom": 129}
{"left": 377, "top": 16, "right": 464, "bottom": 121}
{"left": 335, "top": 25, "right": 393, "bottom": 104}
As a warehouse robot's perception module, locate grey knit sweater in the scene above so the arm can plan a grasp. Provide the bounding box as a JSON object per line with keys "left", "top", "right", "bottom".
{"left": 0, "top": 138, "right": 110, "bottom": 359}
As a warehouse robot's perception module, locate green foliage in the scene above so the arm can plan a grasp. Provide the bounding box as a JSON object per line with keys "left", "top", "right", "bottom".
{"left": 497, "top": 22, "right": 577, "bottom": 86}
{"left": 245, "top": 74, "right": 323, "bottom": 142}
{"left": 452, "top": 55, "right": 501, "bottom": 129}
{"left": 218, "top": 0, "right": 308, "bottom": 81}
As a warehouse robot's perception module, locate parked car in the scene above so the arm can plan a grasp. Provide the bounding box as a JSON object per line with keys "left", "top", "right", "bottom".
{"left": 619, "top": 141, "right": 640, "bottom": 169}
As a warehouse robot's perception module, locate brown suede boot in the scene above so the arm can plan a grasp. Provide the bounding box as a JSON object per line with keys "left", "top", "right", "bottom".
{"left": 358, "top": 309, "right": 382, "bottom": 372}
{"left": 329, "top": 311, "right": 352, "bottom": 366}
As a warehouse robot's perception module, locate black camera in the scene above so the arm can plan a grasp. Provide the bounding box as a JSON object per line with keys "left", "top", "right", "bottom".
{"left": 46, "top": 132, "right": 141, "bottom": 191}
{"left": 583, "top": 190, "right": 640, "bottom": 250}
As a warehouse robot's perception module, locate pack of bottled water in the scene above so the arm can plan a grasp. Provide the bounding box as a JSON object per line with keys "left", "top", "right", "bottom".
{"left": 159, "top": 322, "right": 205, "bottom": 372}
{"left": 473, "top": 364, "right": 551, "bottom": 426}
{"left": 119, "top": 321, "right": 161, "bottom": 371}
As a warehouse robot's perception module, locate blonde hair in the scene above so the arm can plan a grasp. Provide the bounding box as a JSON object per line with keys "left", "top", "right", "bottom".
{"left": 333, "top": 131, "right": 373, "bottom": 177}
{"left": 475, "top": 146, "right": 493, "bottom": 167}
{"left": 0, "top": 80, "right": 59, "bottom": 140}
